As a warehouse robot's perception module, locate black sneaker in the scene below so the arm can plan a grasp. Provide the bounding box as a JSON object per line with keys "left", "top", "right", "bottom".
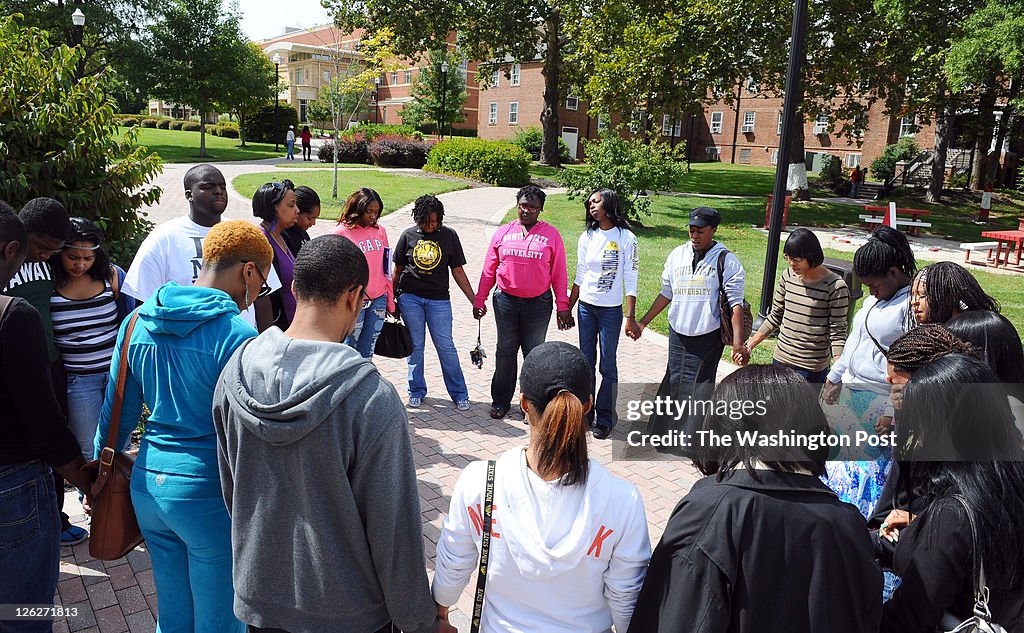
{"left": 592, "top": 425, "right": 612, "bottom": 440}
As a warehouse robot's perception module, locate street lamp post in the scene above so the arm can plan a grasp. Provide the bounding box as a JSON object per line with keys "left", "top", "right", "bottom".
{"left": 273, "top": 53, "right": 282, "bottom": 152}
{"left": 71, "top": 7, "right": 85, "bottom": 79}
{"left": 439, "top": 61, "right": 449, "bottom": 141}
{"left": 373, "top": 77, "right": 380, "bottom": 125}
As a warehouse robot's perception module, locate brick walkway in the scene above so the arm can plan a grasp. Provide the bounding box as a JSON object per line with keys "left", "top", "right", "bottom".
{"left": 51, "top": 163, "right": 736, "bottom": 631}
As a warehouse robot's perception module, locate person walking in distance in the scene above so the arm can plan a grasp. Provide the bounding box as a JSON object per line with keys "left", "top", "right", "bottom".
{"left": 285, "top": 125, "right": 296, "bottom": 161}
{"left": 300, "top": 125, "right": 312, "bottom": 162}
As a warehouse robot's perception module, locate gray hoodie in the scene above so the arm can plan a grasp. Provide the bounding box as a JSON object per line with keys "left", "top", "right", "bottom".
{"left": 213, "top": 327, "right": 438, "bottom": 633}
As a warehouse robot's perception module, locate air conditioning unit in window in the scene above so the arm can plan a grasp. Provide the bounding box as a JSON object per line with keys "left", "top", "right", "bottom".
{"left": 741, "top": 124, "right": 755, "bottom": 133}
{"left": 813, "top": 124, "right": 828, "bottom": 135}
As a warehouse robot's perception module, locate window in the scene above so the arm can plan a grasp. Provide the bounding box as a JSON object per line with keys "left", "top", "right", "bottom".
{"left": 405, "top": 70, "right": 413, "bottom": 84}
{"left": 900, "top": 115, "right": 917, "bottom": 137}
{"left": 710, "top": 111, "right": 723, "bottom": 134}
{"left": 299, "top": 99, "right": 308, "bottom": 123}
{"left": 813, "top": 112, "right": 829, "bottom": 135}
{"left": 459, "top": 59, "right": 468, "bottom": 81}
{"left": 509, "top": 101, "right": 519, "bottom": 125}
{"left": 739, "top": 148, "right": 753, "bottom": 164}
{"left": 771, "top": 148, "right": 780, "bottom": 165}
{"left": 742, "top": 111, "right": 755, "bottom": 133}
{"left": 390, "top": 71, "right": 398, "bottom": 85}
{"left": 845, "top": 153, "right": 862, "bottom": 168}
{"left": 746, "top": 76, "right": 758, "bottom": 94}
{"left": 662, "top": 115, "right": 682, "bottom": 136}
{"left": 489, "top": 102, "right": 498, "bottom": 125}
{"left": 777, "top": 111, "right": 784, "bottom": 135}
{"left": 510, "top": 63, "right": 521, "bottom": 86}
{"left": 706, "top": 146, "right": 721, "bottom": 161}
{"left": 853, "top": 111, "right": 868, "bottom": 137}
{"left": 566, "top": 95, "right": 579, "bottom": 111}
{"left": 629, "top": 110, "right": 644, "bottom": 133}
{"left": 597, "top": 114, "right": 608, "bottom": 130}
{"left": 492, "top": 70, "right": 499, "bottom": 87}
{"left": 295, "top": 68, "right": 304, "bottom": 85}
{"left": 323, "top": 71, "right": 331, "bottom": 84}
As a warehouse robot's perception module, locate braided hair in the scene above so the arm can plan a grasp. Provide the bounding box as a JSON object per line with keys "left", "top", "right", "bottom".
{"left": 908, "top": 262, "right": 999, "bottom": 327}
{"left": 853, "top": 226, "right": 917, "bottom": 279}
{"left": 886, "top": 323, "right": 980, "bottom": 372}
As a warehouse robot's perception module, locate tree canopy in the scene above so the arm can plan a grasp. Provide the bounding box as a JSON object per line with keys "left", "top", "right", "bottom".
{"left": 400, "top": 49, "right": 468, "bottom": 133}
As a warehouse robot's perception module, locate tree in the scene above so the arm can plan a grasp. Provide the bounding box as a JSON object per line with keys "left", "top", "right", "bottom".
{"left": 139, "top": 0, "right": 248, "bottom": 157}
{"left": 326, "top": 0, "right": 571, "bottom": 166}
{"left": 0, "top": 15, "right": 161, "bottom": 247}
{"left": 212, "top": 41, "right": 277, "bottom": 147}
{"left": 399, "top": 49, "right": 468, "bottom": 133}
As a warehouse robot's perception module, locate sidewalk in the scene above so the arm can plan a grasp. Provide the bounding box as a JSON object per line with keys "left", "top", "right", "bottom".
{"left": 51, "top": 169, "right": 734, "bottom": 632}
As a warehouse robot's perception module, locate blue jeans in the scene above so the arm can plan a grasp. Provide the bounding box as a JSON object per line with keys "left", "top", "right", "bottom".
{"left": 647, "top": 328, "right": 723, "bottom": 450}
{"left": 131, "top": 468, "right": 244, "bottom": 633}
{"left": 398, "top": 293, "right": 469, "bottom": 402}
{"left": 67, "top": 372, "right": 109, "bottom": 460}
{"left": 346, "top": 294, "right": 387, "bottom": 359}
{"left": 286, "top": 139, "right": 295, "bottom": 159}
{"left": 0, "top": 461, "right": 60, "bottom": 633}
{"left": 491, "top": 289, "right": 553, "bottom": 410}
{"left": 577, "top": 302, "right": 622, "bottom": 430}
{"left": 772, "top": 359, "right": 829, "bottom": 385}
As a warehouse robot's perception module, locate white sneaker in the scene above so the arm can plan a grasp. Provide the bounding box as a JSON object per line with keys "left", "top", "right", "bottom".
{"left": 408, "top": 397, "right": 423, "bottom": 407}
{"left": 456, "top": 400, "right": 471, "bottom": 411}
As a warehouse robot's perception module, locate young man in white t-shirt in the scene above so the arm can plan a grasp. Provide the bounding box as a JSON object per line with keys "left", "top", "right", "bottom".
{"left": 123, "top": 164, "right": 279, "bottom": 326}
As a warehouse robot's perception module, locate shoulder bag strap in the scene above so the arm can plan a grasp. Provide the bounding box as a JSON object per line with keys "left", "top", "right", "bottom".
{"left": 951, "top": 495, "right": 993, "bottom": 617}
{"left": 470, "top": 460, "right": 497, "bottom": 633}
{"left": 109, "top": 265, "right": 120, "bottom": 300}
{"left": 863, "top": 300, "right": 889, "bottom": 356}
{"left": 105, "top": 310, "right": 141, "bottom": 453}
{"left": 716, "top": 250, "right": 729, "bottom": 305}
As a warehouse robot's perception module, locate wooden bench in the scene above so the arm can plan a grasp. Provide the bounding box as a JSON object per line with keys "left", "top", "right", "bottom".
{"left": 858, "top": 215, "right": 933, "bottom": 230}
{"left": 860, "top": 204, "right": 933, "bottom": 235}
{"left": 959, "top": 241, "right": 999, "bottom": 265}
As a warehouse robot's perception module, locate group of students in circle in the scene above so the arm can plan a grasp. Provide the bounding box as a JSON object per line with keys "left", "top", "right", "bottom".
{"left": 1, "top": 158, "right": 1023, "bottom": 633}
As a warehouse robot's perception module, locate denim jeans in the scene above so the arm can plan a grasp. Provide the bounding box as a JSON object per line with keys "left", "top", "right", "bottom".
{"left": 67, "top": 372, "right": 109, "bottom": 461}
{"left": 0, "top": 461, "right": 61, "bottom": 633}
{"left": 398, "top": 293, "right": 469, "bottom": 402}
{"left": 346, "top": 294, "right": 387, "bottom": 359}
{"left": 772, "top": 359, "right": 829, "bottom": 385}
{"left": 131, "top": 467, "right": 244, "bottom": 633}
{"left": 491, "top": 289, "right": 553, "bottom": 410}
{"left": 286, "top": 139, "right": 295, "bottom": 160}
{"left": 577, "top": 302, "right": 622, "bottom": 430}
{"left": 647, "top": 328, "right": 724, "bottom": 450}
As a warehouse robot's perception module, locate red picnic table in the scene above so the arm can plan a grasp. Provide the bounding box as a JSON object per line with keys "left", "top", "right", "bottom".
{"left": 860, "top": 203, "right": 932, "bottom": 236}
{"left": 980, "top": 226, "right": 1024, "bottom": 268}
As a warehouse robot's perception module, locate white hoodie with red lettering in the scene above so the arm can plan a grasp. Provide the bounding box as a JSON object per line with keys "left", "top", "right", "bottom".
{"left": 432, "top": 448, "right": 651, "bottom": 632}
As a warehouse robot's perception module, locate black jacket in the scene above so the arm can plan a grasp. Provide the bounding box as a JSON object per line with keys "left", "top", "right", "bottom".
{"left": 627, "top": 469, "right": 882, "bottom": 633}
{"left": 882, "top": 496, "right": 1024, "bottom": 632}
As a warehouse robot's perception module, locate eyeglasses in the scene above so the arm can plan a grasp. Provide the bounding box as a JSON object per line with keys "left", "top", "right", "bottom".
{"left": 517, "top": 202, "right": 542, "bottom": 212}
{"left": 361, "top": 289, "right": 372, "bottom": 310}
{"left": 783, "top": 255, "right": 805, "bottom": 264}
{"left": 244, "top": 262, "right": 273, "bottom": 298}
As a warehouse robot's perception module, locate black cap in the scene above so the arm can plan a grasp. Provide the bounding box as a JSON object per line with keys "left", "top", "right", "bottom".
{"left": 689, "top": 206, "right": 721, "bottom": 228}
{"left": 519, "top": 342, "right": 593, "bottom": 410}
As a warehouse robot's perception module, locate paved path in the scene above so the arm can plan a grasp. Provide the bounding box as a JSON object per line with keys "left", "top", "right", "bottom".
{"left": 52, "top": 164, "right": 735, "bottom": 632}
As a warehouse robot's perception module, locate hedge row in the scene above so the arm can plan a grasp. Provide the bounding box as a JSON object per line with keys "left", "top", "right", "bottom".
{"left": 317, "top": 134, "right": 432, "bottom": 168}
{"left": 424, "top": 138, "right": 530, "bottom": 186}
{"left": 341, "top": 124, "right": 424, "bottom": 142}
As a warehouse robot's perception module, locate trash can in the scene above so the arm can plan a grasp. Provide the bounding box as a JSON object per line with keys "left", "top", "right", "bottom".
{"left": 822, "top": 257, "right": 864, "bottom": 331}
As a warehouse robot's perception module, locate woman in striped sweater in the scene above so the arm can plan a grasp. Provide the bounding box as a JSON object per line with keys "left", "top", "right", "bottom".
{"left": 50, "top": 217, "right": 134, "bottom": 461}
{"left": 744, "top": 229, "right": 850, "bottom": 383}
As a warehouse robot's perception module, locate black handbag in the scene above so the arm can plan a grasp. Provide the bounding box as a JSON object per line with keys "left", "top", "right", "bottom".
{"left": 374, "top": 314, "right": 413, "bottom": 358}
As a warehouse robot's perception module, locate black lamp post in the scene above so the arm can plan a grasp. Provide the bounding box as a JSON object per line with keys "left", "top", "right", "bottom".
{"left": 273, "top": 53, "right": 282, "bottom": 152}
{"left": 755, "top": 0, "right": 809, "bottom": 328}
{"left": 71, "top": 8, "right": 85, "bottom": 46}
{"left": 439, "top": 60, "right": 449, "bottom": 140}
{"left": 373, "top": 77, "right": 380, "bottom": 124}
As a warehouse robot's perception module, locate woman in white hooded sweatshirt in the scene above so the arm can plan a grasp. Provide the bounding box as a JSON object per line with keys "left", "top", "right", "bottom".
{"left": 432, "top": 341, "right": 651, "bottom": 632}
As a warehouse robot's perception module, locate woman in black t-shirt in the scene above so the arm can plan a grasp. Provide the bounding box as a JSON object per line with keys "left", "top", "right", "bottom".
{"left": 393, "top": 195, "right": 477, "bottom": 411}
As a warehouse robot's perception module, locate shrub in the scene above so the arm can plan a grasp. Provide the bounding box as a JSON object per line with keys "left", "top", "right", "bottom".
{"left": 218, "top": 125, "right": 239, "bottom": 139}
{"left": 120, "top": 117, "right": 140, "bottom": 127}
{"left": 318, "top": 135, "right": 370, "bottom": 164}
{"left": 168, "top": 120, "right": 186, "bottom": 130}
{"left": 369, "top": 135, "right": 433, "bottom": 168}
{"left": 818, "top": 154, "right": 846, "bottom": 192}
{"left": 509, "top": 127, "right": 571, "bottom": 163}
{"left": 140, "top": 118, "right": 159, "bottom": 128}
{"left": 342, "top": 123, "right": 423, "bottom": 142}
{"left": 242, "top": 103, "right": 299, "bottom": 144}
{"left": 871, "top": 137, "right": 919, "bottom": 183}
{"left": 180, "top": 121, "right": 201, "bottom": 132}
{"left": 948, "top": 171, "right": 969, "bottom": 189}
{"left": 562, "top": 133, "right": 687, "bottom": 221}
{"left": 156, "top": 119, "right": 171, "bottom": 129}
{"left": 425, "top": 138, "right": 530, "bottom": 186}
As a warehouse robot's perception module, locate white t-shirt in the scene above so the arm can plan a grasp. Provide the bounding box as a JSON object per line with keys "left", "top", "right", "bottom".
{"left": 122, "top": 216, "right": 281, "bottom": 326}
{"left": 574, "top": 227, "right": 639, "bottom": 308}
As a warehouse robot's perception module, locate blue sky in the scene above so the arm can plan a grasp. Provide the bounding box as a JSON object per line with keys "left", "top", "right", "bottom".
{"left": 232, "top": 0, "right": 333, "bottom": 41}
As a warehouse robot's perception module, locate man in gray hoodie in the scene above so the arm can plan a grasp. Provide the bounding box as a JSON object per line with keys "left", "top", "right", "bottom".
{"left": 213, "top": 235, "right": 448, "bottom": 633}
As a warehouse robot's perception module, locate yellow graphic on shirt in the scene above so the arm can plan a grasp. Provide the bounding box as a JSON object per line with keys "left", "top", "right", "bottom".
{"left": 412, "top": 240, "right": 442, "bottom": 271}
{"left": 607, "top": 241, "right": 620, "bottom": 251}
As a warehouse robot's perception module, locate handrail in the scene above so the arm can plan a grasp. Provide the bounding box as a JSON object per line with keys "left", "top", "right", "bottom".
{"left": 876, "top": 150, "right": 931, "bottom": 199}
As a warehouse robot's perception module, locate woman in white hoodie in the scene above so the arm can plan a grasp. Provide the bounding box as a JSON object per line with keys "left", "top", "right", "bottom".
{"left": 432, "top": 341, "right": 651, "bottom": 632}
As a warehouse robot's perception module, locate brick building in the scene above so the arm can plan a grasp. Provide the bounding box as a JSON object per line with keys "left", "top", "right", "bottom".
{"left": 259, "top": 25, "right": 479, "bottom": 132}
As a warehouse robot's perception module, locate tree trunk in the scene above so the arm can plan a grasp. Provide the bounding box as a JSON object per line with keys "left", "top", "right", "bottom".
{"left": 237, "top": 111, "right": 247, "bottom": 147}
{"left": 971, "top": 81, "right": 998, "bottom": 189}
{"left": 787, "top": 113, "right": 809, "bottom": 201}
{"left": 987, "top": 78, "right": 1018, "bottom": 186}
{"left": 926, "top": 96, "right": 953, "bottom": 203}
{"left": 199, "top": 108, "right": 207, "bottom": 157}
{"left": 539, "top": 10, "right": 562, "bottom": 167}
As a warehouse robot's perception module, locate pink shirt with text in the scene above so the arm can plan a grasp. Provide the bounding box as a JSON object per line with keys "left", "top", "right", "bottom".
{"left": 334, "top": 223, "right": 395, "bottom": 313}
{"left": 474, "top": 220, "right": 569, "bottom": 311}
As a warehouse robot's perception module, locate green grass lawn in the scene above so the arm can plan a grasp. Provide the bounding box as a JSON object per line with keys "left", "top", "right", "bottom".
{"left": 122, "top": 127, "right": 282, "bottom": 162}
{"left": 232, "top": 170, "right": 469, "bottom": 221}
{"left": 520, "top": 193, "right": 1024, "bottom": 364}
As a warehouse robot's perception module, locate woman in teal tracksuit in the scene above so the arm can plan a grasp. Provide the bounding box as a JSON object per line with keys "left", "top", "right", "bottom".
{"left": 94, "top": 221, "right": 273, "bottom": 633}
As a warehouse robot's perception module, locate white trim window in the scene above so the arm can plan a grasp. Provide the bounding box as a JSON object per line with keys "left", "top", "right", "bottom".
{"left": 323, "top": 70, "right": 331, "bottom": 84}
{"left": 845, "top": 153, "right": 862, "bottom": 168}
{"left": 710, "top": 111, "right": 723, "bottom": 134}
{"left": 389, "top": 71, "right": 398, "bottom": 85}
{"left": 629, "top": 110, "right": 643, "bottom": 133}
{"left": 777, "top": 111, "right": 784, "bottom": 135}
{"left": 510, "top": 63, "right": 521, "bottom": 86}
{"left": 295, "top": 68, "right": 304, "bottom": 85}
{"left": 741, "top": 111, "right": 755, "bottom": 133}
{"left": 662, "top": 115, "right": 682, "bottom": 136}
{"left": 706, "top": 146, "right": 721, "bottom": 160}
{"left": 771, "top": 148, "right": 780, "bottom": 165}
{"left": 746, "top": 76, "right": 758, "bottom": 94}
{"left": 509, "top": 101, "right": 519, "bottom": 125}
{"left": 597, "top": 114, "right": 608, "bottom": 131}
{"left": 813, "top": 112, "right": 829, "bottom": 135}
{"left": 900, "top": 115, "right": 917, "bottom": 137}
{"left": 489, "top": 102, "right": 498, "bottom": 125}
{"left": 566, "top": 95, "right": 579, "bottom": 111}
{"left": 404, "top": 70, "right": 413, "bottom": 84}
{"left": 491, "top": 70, "right": 500, "bottom": 87}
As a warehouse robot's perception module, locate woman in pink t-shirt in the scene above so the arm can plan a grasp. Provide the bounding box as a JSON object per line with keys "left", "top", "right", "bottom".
{"left": 334, "top": 188, "right": 394, "bottom": 358}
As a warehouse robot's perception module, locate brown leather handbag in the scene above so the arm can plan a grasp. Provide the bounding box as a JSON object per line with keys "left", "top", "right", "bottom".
{"left": 81, "top": 310, "right": 144, "bottom": 560}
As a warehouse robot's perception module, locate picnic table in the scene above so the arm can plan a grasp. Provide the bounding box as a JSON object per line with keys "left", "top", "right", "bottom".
{"left": 859, "top": 203, "right": 932, "bottom": 236}
{"left": 979, "top": 228, "right": 1024, "bottom": 268}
